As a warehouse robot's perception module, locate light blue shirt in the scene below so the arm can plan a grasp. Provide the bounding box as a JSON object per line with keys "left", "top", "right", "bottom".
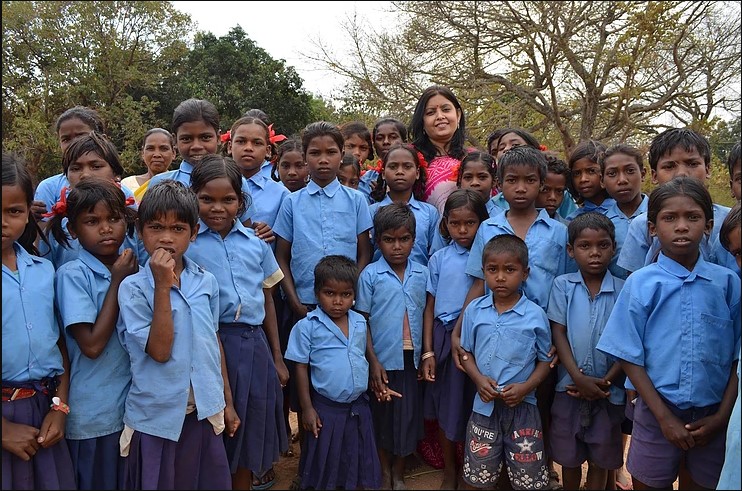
{"left": 55, "top": 249, "right": 132, "bottom": 439}
{"left": 188, "top": 220, "right": 282, "bottom": 325}
{"left": 461, "top": 293, "right": 552, "bottom": 415}
{"left": 370, "top": 194, "right": 440, "bottom": 266}
{"left": 117, "top": 256, "right": 225, "bottom": 442}
{"left": 2, "top": 244, "right": 64, "bottom": 383}
{"left": 273, "top": 178, "right": 373, "bottom": 304}
{"left": 617, "top": 203, "right": 731, "bottom": 273}
{"left": 604, "top": 194, "right": 649, "bottom": 279}
{"left": 717, "top": 347, "right": 741, "bottom": 490}
{"left": 356, "top": 257, "right": 428, "bottom": 370}
{"left": 547, "top": 271, "right": 625, "bottom": 405}
{"left": 258, "top": 159, "right": 274, "bottom": 180}
{"left": 34, "top": 172, "right": 69, "bottom": 221}
{"left": 466, "top": 208, "right": 568, "bottom": 309}
{"left": 597, "top": 253, "right": 741, "bottom": 409}
{"left": 148, "top": 160, "right": 255, "bottom": 222}
{"left": 427, "top": 242, "right": 474, "bottom": 324}
{"left": 285, "top": 308, "right": 369, "bottom": 403}
{"left": 246, "top": 172, "right": 289, "bottom": 228}
{"left": 710, "top": 235, "right": 740, "bottom": 276}
{"left": 358, "top": 169, "right": 379, "bottom": 204}
{"left": 566, "top": 197, "right": 617, "bottom": 221}
{"left": 491, "top": 190, "right": 578, "bottom": 219}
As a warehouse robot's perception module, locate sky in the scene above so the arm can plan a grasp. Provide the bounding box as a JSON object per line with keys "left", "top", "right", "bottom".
{"left": 171, "top": 1, "right": 396, "bottom": 101}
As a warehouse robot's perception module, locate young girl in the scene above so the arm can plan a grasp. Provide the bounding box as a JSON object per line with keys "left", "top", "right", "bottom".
{"left": 52, "top": 178, "right": 138, "bottom": 489}
{"left": 597, "top": 176, "right": 741, "bottom": 490}
{"left": 2, "top": 153, "right": 76, "bottom": 490}
{"left": 272, "top": 139, "right": 308, "bottom": 192}
{"left": 421, "top": 189, "right": 488, "bottom": 490}
{"left": 456, "top": 151, "right": 500, "bottom": 216}
{"left": 369, "top": 143, "right": 439, "bottom": 265}
{"left": 338, "top": 153, "right": 361, "bottom": 190}
{"left": 340, "top": 121, "right": 373, "bottom": 168}
{"left": 359, "top": 117, "right": 408, "bottom": 202}
{"left": 566, "top": 139, "right": 614, "bottom": 220}
{"left": 116, "top": 180, "right": 237, "bottom": 490}
{"left": 120, "top": 128, "right": 176, "bottom": 203}
{"left": 186, "top": 156, "right": 288, "bottom": 490}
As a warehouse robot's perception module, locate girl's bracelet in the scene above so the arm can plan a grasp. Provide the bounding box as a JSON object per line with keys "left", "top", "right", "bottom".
{"left": 50, "top": 396, "right": 70, "bottom": 415}
{"left": 421, "top": 351, "right": 435, "bottom": 361}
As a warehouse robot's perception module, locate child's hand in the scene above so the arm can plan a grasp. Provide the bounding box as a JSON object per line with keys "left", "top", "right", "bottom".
{"left": 149, "top": 248, "right": 177, "bottom": 286}
{"left": 252, "top": 221, "right": 275, "bottom": 243}
{"left": 302, "top": 407, "right": 322, "bottom": 438}
{"left": 571, "top": 371, "right": 611, "bottom": 401}
{"left": 500, "top": 383, "right": 530, "bottom": 407}
{"left": 2, "top": 419, "right": 40, "bottom": 461}
{"left": 374, "top": 384, "right": 402, "bottom": 402}
{"left": 224, "top": 403, "right": 241, "bottom": 438}
{"left": 111, "top": 248, "right": 138, "bottom": 284}
{"left": 31, "top": 200, "right": 48, "bottom": 222}
{"left": 451, "top": 331, "right": 468, "bottom": 372}
{"left": 474, "top": 375, "right": 499, "bottom": 403}
{"left": 659, "top": 413, "right": 695, "bottom": 450}
{"left": 547, "top": 345, "right": 559, "bottom": 368}
{"left": 274, "top": 355, "right": 290, "bottom": 387}
{"left": 37, "top": 409, "right": 65, "bottom": 448}
{"left": 418, "top": 356, "right": 436, "bottom": 382}
{"left": 369, "top": 361, "right": 389, "bottom": 398}
{"left": 685, "top": 413, "right": 724, "bottom": 447}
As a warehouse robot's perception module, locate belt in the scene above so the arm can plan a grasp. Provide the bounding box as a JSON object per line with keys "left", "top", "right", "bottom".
{"left": 1, "top": 378, "right": 55, "bottom": 402}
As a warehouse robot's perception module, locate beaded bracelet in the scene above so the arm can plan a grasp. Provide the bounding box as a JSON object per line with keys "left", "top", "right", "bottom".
{"left": 50, "top": 396, "right": 70, "bottom": 415}
{"left": 421, "top": 351, "right": 435, "bottom": 361}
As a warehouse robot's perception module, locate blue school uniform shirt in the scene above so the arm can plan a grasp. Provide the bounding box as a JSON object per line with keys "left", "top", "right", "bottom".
{"left": 188, "top": 220, "right": 283, "bottom": 325}
{"left": 717, "top": 346, "right": 741, "bottom": 490}
{"left": 369, "top": 194, "right": 440, "bottom": 266}
{"left": 285, "top": 308, "right": 369, "bottom": 403}
{"left": 55, "top": 249, "right": 133, "bottom": 440}
{"left": 117, "top": 256, "right": 225, "bottom": 442}
{"left": 710, "top": 235, "right": 740, "bottom": 276}
{"left": 258, "top": 159, "right": 273, "bottom": 180}
{"left": 460, "top": 293, "right": 552, "bottom": 415}
{"left": 597, "top": 253, "right": 741, "bottom": 409}
{"left": 466, "top": 208, "right": 568, "bottom": 310}
{"left": 34, "top": 172, "right": 69, "bottom": 220}
{"left": 246, "top": 172, "right": 289, "bottom": 228}
{"left": 427, "top": 242, "right": 473, "bottom": 323}
{"left": 358, "top": 169, "right": 379, "bottom": 204}
{"left": 356, "top": 257, "right": 428, "bottom": 370}
{"left": 604, "top": 194, "right": 649, "bottom": 279}
{"left": 273, "top": 178, "right": 373, "bottom": 305}
{"left": 2, "top": 243, "right": 64, "bottom": 383}
{"left": 565, "top": 197, "right": 617, "bottom": 221}
{"left": 491, "top": 190, "right": 578, "bottom": 219}
{"left": 148, "top": 160, "right": 255, "bottom": 222}
{"left": 547, "top": 271, "right": 625, "bottom": 405}
{"left": 617, "top": 203, "right": 731, "bottom": 273}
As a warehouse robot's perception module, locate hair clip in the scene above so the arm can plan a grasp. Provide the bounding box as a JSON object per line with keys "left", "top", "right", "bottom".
{"left": 220, "top": 130, "right": 231, "bottom": 144}
{"left": 268, "top": 124, "right": 287, "bottom": 145}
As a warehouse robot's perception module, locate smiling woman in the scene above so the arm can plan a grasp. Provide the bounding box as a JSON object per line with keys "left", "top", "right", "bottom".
{"left": 121, "top": 128, "right": 176, "bottom": 203}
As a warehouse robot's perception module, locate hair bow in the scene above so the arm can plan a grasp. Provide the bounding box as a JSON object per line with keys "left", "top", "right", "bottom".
{"left": 369, "top": 159, "right": 383, "bottom": 173}
{"left": 43, "top": 187, "right": 69, "bottom": 218}
{"left": 220, "top": 130, "right": 231, "bottom": 144}
{"left": 125, "top": 196, "right": 136, "bottom": 208}
{"left": 268, "top": 124, "right": 286, "bottom": 145}
{"left": 539, "top": 144, "right": 548, "bottom": 151}
{"left": 416, "top": 150, "right": 429, "bottom": 170}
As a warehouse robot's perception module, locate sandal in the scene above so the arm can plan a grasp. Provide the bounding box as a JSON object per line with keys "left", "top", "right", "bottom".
{"left": 251, "top": 467, "right": 275, "bottom": 490}
{"left": 281, "top": 442, "right": 295, "bottom": 458}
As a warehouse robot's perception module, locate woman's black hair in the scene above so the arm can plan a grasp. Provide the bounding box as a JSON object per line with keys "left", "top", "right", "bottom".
{"left": 141, "top": 128, "right": 175, "bottom": 150}
{"left": 301, "top": 122, "right": 343, "bottom": 158}
{"left": 55, "top": 106, "right": 106, "bottom": 134}
{"left": 272, "top": 139, "right": 303, "bottom": 183}
{"left": 370, "top": 143, "right": 427, "bottom": 203}
{"left": 62, "top": 132, "right": 124, "bottom": 177}
{"left": 47, "top": 177, "right": 136, "bottom": 249}
{"left": 172, "top": 98, "right": 220, "bottom": 136}
{"left": 456, "top": 151, "right": 496, "bottom": 188}
{"left": 190, "top": 154, "right": 249, "bottom": 219}
{"left": 409, "top": 85, "right": 467, "bottom": 163}
{"left": 647, "top": 176, "right": 713, "bottom": 230}
{"left": 2, "top": 152, "right": 48, "bottom": 255}
{"left": 439, "top": 189, "right": 489, "bottom": 240}
{"left": 137, "top": 180, "right": 199, "bottom": 232}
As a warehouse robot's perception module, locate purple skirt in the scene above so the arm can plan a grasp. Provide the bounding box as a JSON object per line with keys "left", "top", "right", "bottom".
{"left": 67, "top": 431, "right": 124, "bottom": 490}
{"left": 122, "top": 412, "right": 231, "bottom": 490}
{"left": 423, "top": 319, "right": 475, "bottom": 442}
{"left": 370, "top": 350, "right": 424, "bottom": 457}
{"left": 299, "top": 392, "right": 381, "bottom": 489}
{"left": 2, "top": 388, "right": 76, "bottom": 490}
{"left": 219, "top": 323, "right": 287, "bottom": 474}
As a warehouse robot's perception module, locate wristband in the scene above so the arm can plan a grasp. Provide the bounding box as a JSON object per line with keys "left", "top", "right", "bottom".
{"left": 421, "top": 351, "right": 435, "bottom": 361}
{"left": 50, "top": 396, "right": 70, "bottom": 415}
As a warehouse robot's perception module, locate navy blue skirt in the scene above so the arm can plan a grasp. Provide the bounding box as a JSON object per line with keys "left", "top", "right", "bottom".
{"left": 2, "top": 385, "right": 77, "bottom": 490}
{"left": 219, "top": 323, "right": 287, "bottom": 474}
{"left": 67, "top": 431, "right": 124, "bottom": 490}
{"left": 122, "top": 411, "right": 231, "bottom": 490}
{"left": 423, "top": 319, "right": 475, "bottom": 442}
{"left": 299, "top": 391, "right": 381, "bottom": 489}
{"left": 370, "top": 350, "right": 424, "bottom": 457}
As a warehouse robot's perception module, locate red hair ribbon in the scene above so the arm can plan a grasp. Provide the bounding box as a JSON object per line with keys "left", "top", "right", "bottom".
{"left": 539, "top": 144, "right": 548, "bottom": 151}
{"left": 416, "top": 151, "right": 429, "bottom": 170}
{"left": 125, "top": 196, "right": 136, "bottom": 208}
{"left": 221, "top": 130, "right": 231, "bottom": 144}
{"left": 42, "top": 187, "right": 69, "bottom": 218}
{"left": 268, "top": 124, "right": 286, "bottom": 145}
{"left": 369, "top": 159, "right": 383, "bottom": 173}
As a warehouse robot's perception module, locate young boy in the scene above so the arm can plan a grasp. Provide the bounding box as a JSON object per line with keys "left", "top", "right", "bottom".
{"left": 355, "top": 203, "right": 428, "bottom": 490}
{"left": 547, "top": 213, "right": 626, "bottom": 490}
{"left": 459, "top": 234, "right": 552, "bottom": 489}
{"left": 535, "top": 153, "right": 571, "bottom": 225}
{"left": 616, "top": 128, "right": 731, "bottom": 273}
{"left": 116, "top": 180, "right": 236, "bottom": 489}
{"left": 600, "top": 144, "right": 648, "bottom": 279}
{"left": 284, "top": 255, "right": 382, "bottom": 490}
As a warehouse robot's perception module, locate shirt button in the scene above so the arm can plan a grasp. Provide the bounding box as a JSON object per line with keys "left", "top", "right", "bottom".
{"left": 27, "top": 323, "right": 32, "bottom": 330}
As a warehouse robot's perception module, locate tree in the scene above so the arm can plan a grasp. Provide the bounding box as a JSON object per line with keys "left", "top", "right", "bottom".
{"left": 307, "top": 1, "right": 741, "bottom": 156}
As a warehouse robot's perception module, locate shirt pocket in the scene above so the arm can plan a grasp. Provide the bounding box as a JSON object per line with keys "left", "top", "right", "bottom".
{"left": 528, "top": 238, "right": 561, "bottom": 277}
{"left": 700, "top": 313, "right": 734, "bottom": 368}
{"left": 331, "top": 210, "right": 358, "bottom": 243}
{"left": 493, "top": 328, "right": 536, "bottom": 367}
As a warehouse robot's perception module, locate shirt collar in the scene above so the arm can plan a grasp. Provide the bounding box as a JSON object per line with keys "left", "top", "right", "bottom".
{"left": 378, "top": 193, "right": 421, "bottom": 209}
{"left": 565, "top": 270, "right": 616, "bottom": 294}
{"left": 196, "top": 218, "right": 253, "bottom": 239}
{"left": 451, "top": 242, "right": 469, "bottom": 255}
{"left": 481, "top": 292, "right": 530, "bottom": 316}
{"left": 656, "top": 252, "right": 714, "bottom": 281}
{"left": 179, "top": 161, "right": 194, "bottom": 174}
{"left": 248, "top": 173, "right": 268, "bottom": 189}
{"left": 307, "top": 178, "right": 341, "bottom": 197}
{"left": 376, "top": 255, "right": 425, "bottom": 279}
{"left": 78, "top": 248, "right": 112, "bottom": 278}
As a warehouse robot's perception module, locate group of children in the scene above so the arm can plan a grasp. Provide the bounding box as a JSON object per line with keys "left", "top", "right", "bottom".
{"left": 2, "top": 94, "right": 741, "bottom": 491}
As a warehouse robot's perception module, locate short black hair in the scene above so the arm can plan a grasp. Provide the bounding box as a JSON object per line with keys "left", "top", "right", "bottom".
{"left": 727, "top": 142, "right": 741, "bottom": 177}
{"left": 172, "top": 98, "right": 220, "bottom": 136}
{"left": 647, "top": 176, "right": 713, "bottom": 226}
{"left": 55, "top": 106, "right": 105, "bottom": 134}
{"left": 301, "top": 121, "right": 343, "bottom": 157}
{"left": 720, "top": 202, "right": 741, "bottom": 253}
{"left": 599, "top": 144, "right": 644, "bottom": 174}
{"left": 314, "top": 255, "right": 359, "bottom": 295}
{"left": 440, "top": 189, "right": 489, "bottom": 239}
{"left": 373, "top": 202, "right": 416, "bottom": 241}
{"left": 496, "top": 146, "right": 547, "bottom": 185}
{"left": 190, "top": 154, "right": 250, "bottom": 219}
{"left": 648, "top": 128, "right": 710, "bottom": 171}
{"left": 138, "top": 180, "right": 199, "bottom": 232}
{"left": 567, "top": 212, "right": 616, "bottom": 246}
{"left": 482, "top": 234, "right": 529, "bottom": 269}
